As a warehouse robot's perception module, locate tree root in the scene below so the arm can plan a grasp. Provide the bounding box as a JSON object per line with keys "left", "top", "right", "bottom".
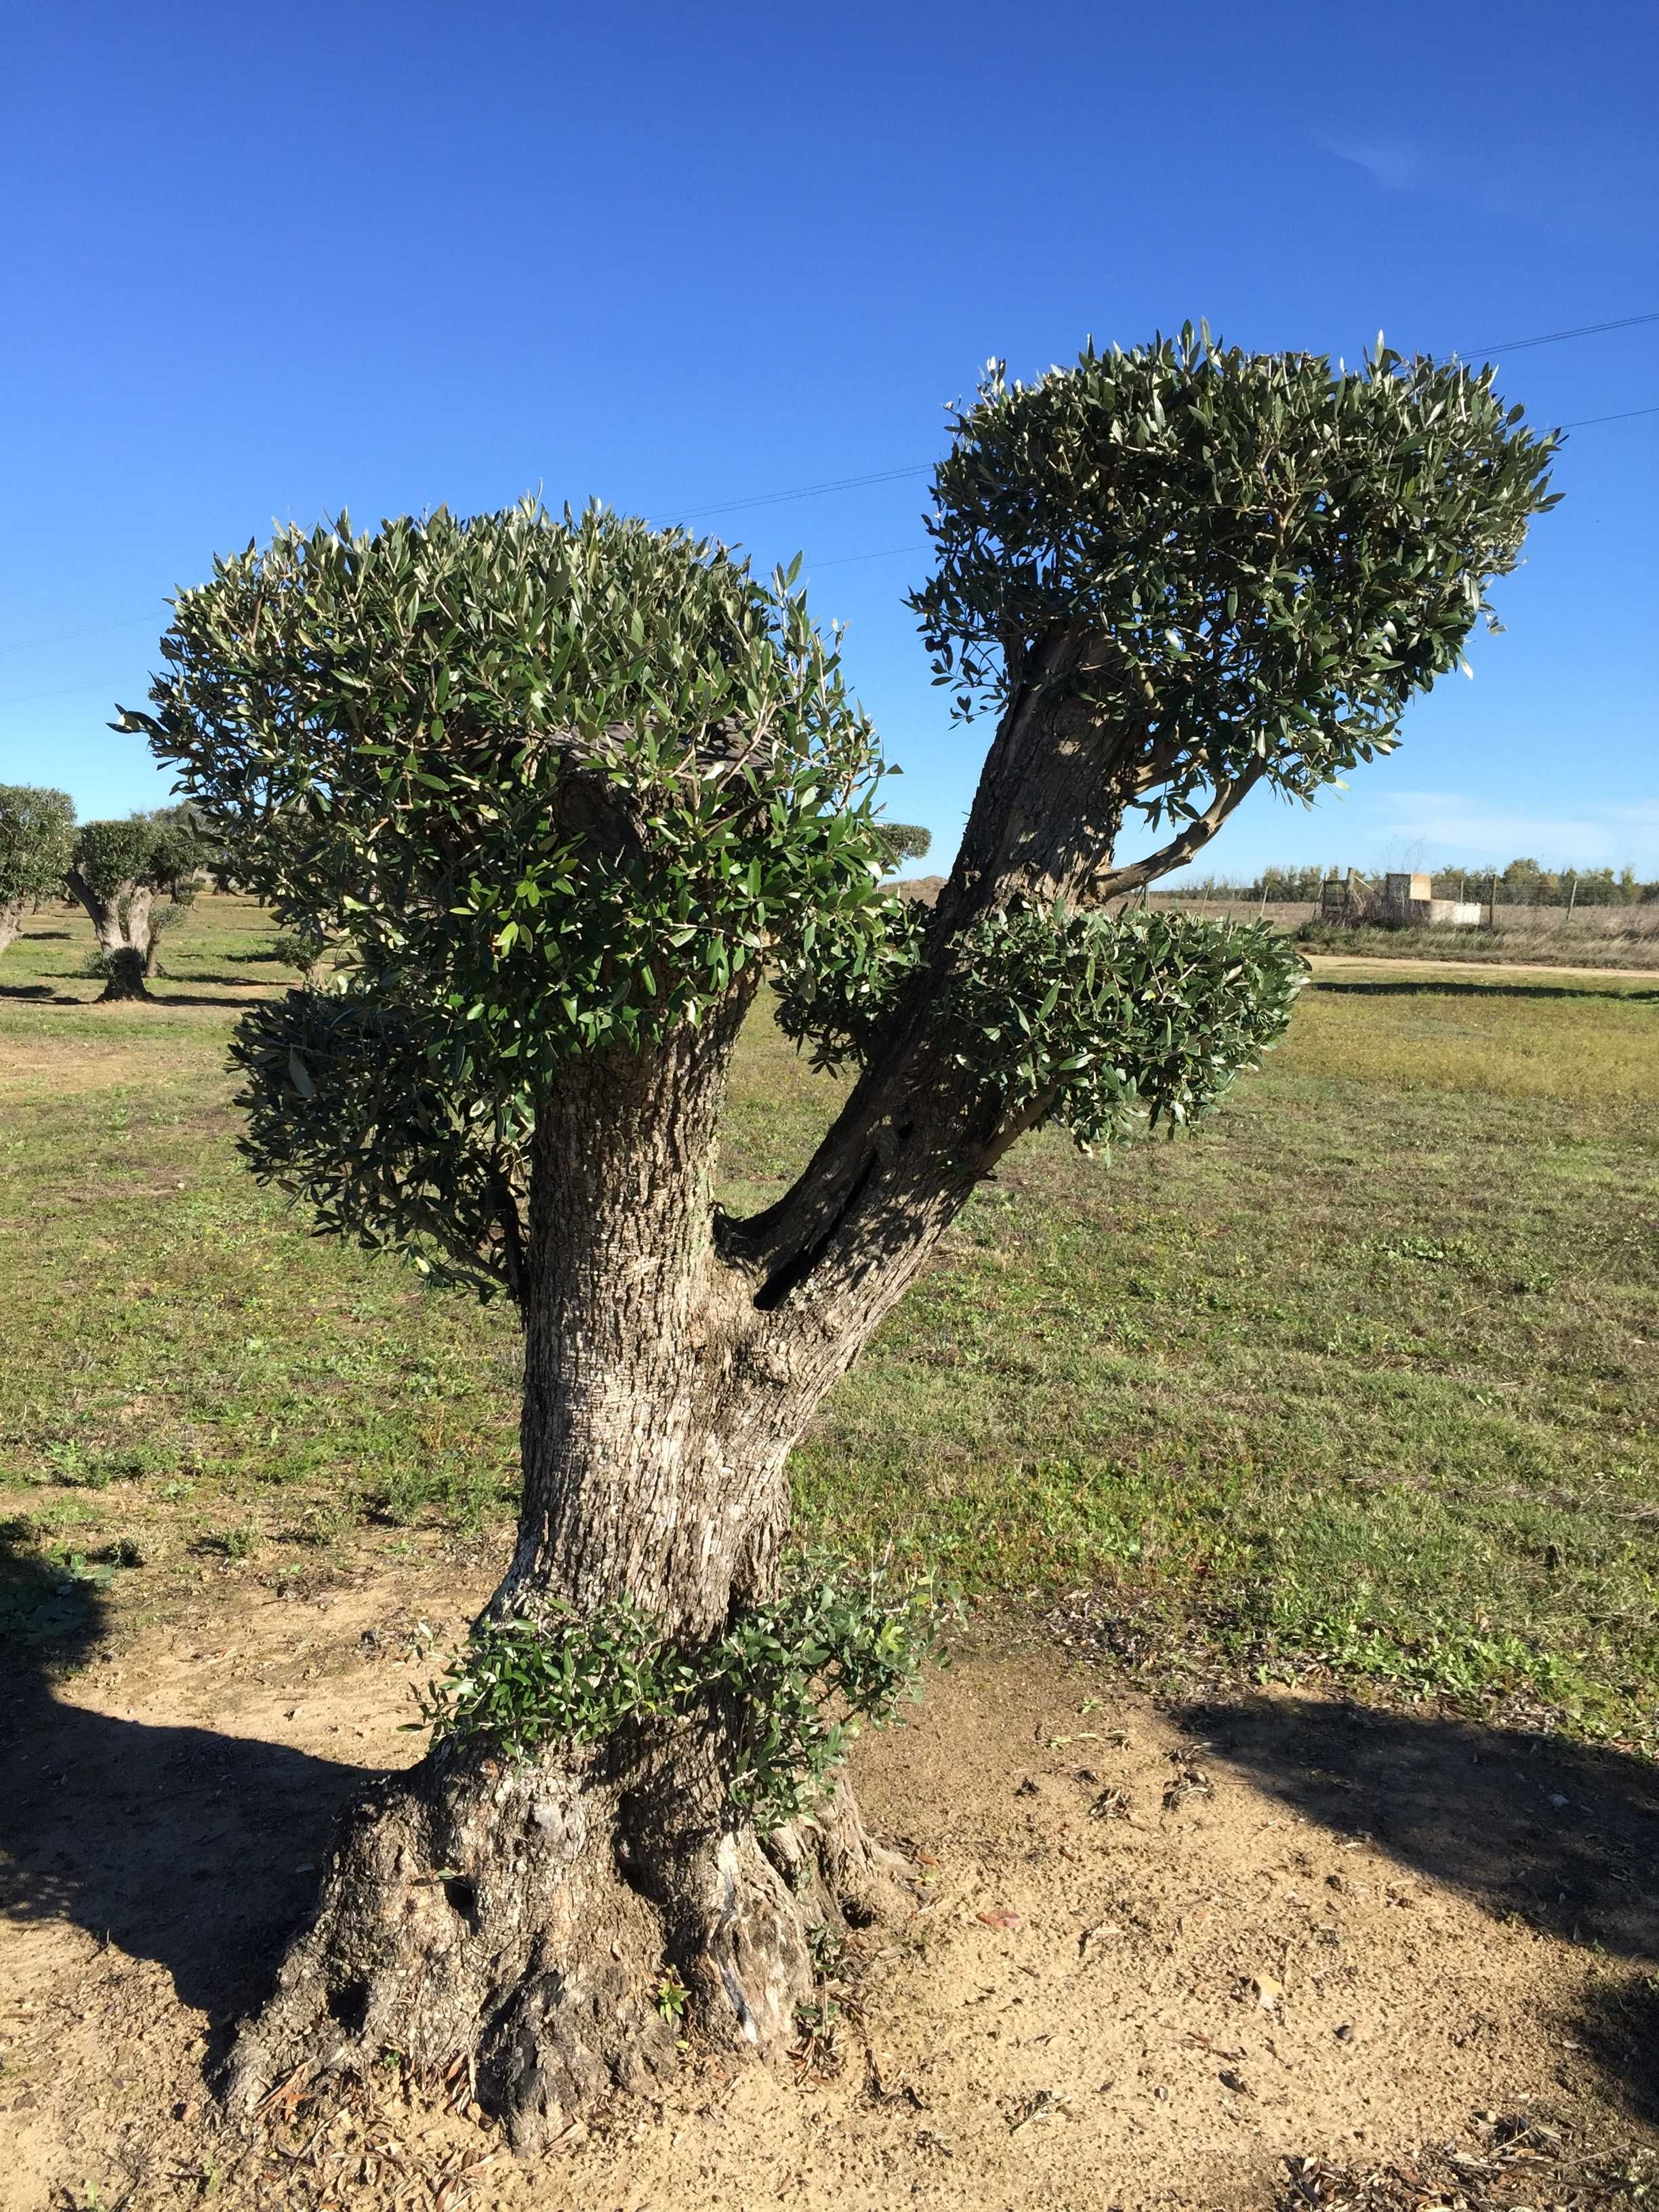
{"left": 224, "top": 1736, "right": 912, "bottom": 2155}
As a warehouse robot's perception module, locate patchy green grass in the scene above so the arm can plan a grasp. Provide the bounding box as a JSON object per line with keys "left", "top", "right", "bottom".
{"left": 2, "top": 894, "right": 1656, "bottom": 1743}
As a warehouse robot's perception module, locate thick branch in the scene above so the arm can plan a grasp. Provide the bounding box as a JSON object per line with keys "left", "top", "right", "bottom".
{"left": 721, "top": 644, "right": 1141, "bottom": 1384}
{"left": 1087, "top": 757, "right": 1269, "bottom": 901}
{"left": 64, "top": 864, "right": 121, "bottom": 949}
{"left": 723, "top": 659, "right": 1278, "bottom": 1416}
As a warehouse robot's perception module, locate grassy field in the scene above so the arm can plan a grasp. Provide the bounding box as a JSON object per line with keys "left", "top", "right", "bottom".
{"left": 1288, "top": 913, "right": 1659, "bottom": 969}
{"left": 3, "top": 894, "right": 1656, "bottom": 1746}
{"left": 908, "top": 883, "right": 1659, "bottom": 968}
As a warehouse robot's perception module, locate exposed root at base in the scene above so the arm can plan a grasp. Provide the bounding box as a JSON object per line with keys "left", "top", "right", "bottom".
{"left": 225, "top": 1736, "right": 912, "bottom": 2156}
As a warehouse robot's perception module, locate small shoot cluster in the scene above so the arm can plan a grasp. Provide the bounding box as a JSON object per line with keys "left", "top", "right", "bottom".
{"left": 416, "top": 1558, "right": 955, "bottom": 1829}
{"left": 771, "top": 892, "right": 932, "bottom": 1073}
{"left": 230, "top": 989, "right": 531, "bottom": 1300}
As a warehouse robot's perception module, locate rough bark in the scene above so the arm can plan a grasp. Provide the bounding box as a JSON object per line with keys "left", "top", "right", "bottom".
{"left": 98, "top": 947, "right": 150, "bottom": 1000}
{"left": 509, "top": 984, "right": 787, "bottom": 1631}
{"left": 227, "top": 649, "right": 1258, "bottom": 2147}
{"left": 226, "top": 1715, "right": 907, "bottom": 2152}
{"left": 0, "top": 900, "right": 22, "bottom": 958}
{"left": 226, "top": 983, "right": 913, "bottom": 2145}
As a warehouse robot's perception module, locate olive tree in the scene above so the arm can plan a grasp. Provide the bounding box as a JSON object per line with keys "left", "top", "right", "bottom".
{"left": 119, "top": 331, "right": 1555, "bottom": 2147}
{"left": 874, "top": 819, "right": 932, "bottom": 869}
{"left": 65, "top": 807, "right": 205, "bottom": 997}
{"left": 0, "top": 784, "right": 75, "bottom": 957}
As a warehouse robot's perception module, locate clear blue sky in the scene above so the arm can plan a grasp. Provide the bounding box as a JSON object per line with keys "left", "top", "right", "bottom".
{"left": 2, "top": 1, "right": 1654, "bottom": 879}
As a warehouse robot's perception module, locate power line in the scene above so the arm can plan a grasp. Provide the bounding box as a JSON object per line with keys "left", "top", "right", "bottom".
{"left": 1559, "top": 403, "right": 1659, "bottom": 428}
{"left": 1456, "top": 310, "right": 1659, "bottom": 356}
{"left": 1, "top": 313, "right": 1651, "bottom": 679}
{"left": 659, "top": 463, "right": 928, "bottom": 525}
{"left": 0, "top": 612, "right": 157, "bottom": 659}
{"left": 3, "top": 387, "right": 1652, "bottom": 712}
{"left": 659, "top": 311, "right": 1657, "bottom": 527}
{"left": 656, "top": 312, "right": 1658, "bottom": 527}
{"left": 0, "top": 676, "right": 133, "bottom": 710}
{"left": 812, "top": 541, "right": 930, "bottom": 569}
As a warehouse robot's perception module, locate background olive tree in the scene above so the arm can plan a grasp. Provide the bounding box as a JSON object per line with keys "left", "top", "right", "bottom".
{"left": 64, "top": 807, "right": 205, "bottom": 997}
{"left": 874, "top": 819, "right": 931, "bottom": 869}
{"left": 119, "top": 329, "right": 1556, "bottom": 2149}
{"left": 0, "top": 783, "right": 75, "bottom": 958}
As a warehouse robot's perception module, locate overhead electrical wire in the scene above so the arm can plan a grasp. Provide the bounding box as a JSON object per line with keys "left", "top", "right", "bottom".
{"left": 0, "top": 613, "right": 156, "bottom": 660}
{"left": 1557, "top": 403, "right": 1659, "bottom": 428}
{"left": 1454, "top": 310, "right": 1659, "bottom": 356}
{"left": 659, "top": 463, "right": 928, "bottom": 525}
{"left": 1, "top": 310, "right": 1652, "bottom": 699}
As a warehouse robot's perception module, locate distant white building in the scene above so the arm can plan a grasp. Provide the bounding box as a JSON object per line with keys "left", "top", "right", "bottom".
{"left": 1382, "top": 872, "right": 1483, "bottom": 927}
{"left": 1321, "top": 869, "right": 1484, "bottom": 927}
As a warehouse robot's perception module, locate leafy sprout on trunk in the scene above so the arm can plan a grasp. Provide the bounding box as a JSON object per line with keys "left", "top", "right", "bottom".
{"left": 414, "top": 1558, "right": 954, "bottom": 1830}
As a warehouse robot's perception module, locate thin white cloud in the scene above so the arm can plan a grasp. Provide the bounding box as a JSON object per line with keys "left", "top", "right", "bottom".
{"left": 1324, "top": 138, "right": 1425, "bottom": 194}
{"left": 1375, "top": 790, "right": 1659, "bottom": 867}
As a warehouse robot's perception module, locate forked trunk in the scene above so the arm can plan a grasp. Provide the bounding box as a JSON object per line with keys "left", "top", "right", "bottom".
{"left": 226, "top": 676, "right": 1150, "bottom": 2148}
{"left": 226, "top": 995, "right": 912, "bottom": 2149}
{"left": 66, "top": 871, "right": 155, "bottom": 1000}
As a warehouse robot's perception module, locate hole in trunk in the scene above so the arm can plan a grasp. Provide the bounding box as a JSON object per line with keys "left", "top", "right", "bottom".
{"left": 326, "top": 1980, "right": 369, "bottom": 2034}
{"left": 444, "top": 1876, "right": 480, "bottom": 1927}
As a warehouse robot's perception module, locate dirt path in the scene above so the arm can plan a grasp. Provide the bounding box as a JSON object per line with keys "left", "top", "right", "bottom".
{"left": 2, "top": 1571, "right": 1656, "bottom": 2210}
{"left": 1305, "top": 951, "right": 1659, "bottom": 984}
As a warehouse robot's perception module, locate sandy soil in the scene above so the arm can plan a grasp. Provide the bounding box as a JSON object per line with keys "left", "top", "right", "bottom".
{"left": 3, "top": 1565, "right": 1656, "bottom": 2211}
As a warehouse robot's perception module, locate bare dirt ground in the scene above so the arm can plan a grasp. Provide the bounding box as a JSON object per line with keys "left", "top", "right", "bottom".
{"left": 3, "top": 1561, "right": 1657, "bottom": 2211}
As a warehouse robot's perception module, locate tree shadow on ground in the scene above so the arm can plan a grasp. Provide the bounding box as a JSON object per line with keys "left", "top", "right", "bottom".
{"left": 0, "top": 987, "right": 275, "bottom": 1010}
{"left": 0, "top": 1533, "right": 370, "bottom": 2061}
{"left": 135, "top": 991, "right": 274, "bottom": 1010}
{"left": 164, "top": 970, "right": 289, "bottom": 987}
{"left": 1180, "top": 1692, "right": 1659, "bottom": 2127}
{"left": 1311, "top": 977, "right": 1658, "bottom": 1003}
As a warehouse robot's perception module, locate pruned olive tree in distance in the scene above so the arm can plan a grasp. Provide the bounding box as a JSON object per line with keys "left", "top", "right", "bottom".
{"left": 64, "top": 808, "right": 205, "bottom": 998}
{"left": 0, "top": 783, "right": 75, "bottom": 958}
{"left": 119, "top": 330, "right": 1556, "bottom": 2149}
{"left": 874, "top": 819, "right": 932, "bottom": 869}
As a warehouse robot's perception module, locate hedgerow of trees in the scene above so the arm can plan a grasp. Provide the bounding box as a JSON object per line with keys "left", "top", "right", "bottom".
{"left": 1172, "top": 861, "right": 1656, "bottom": 906}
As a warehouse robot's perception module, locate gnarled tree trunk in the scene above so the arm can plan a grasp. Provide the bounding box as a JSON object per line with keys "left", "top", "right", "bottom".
{"left": 225, "top": 657, "right": 1200, "bottom": 2147}
{"left": 224, "top": 989, "right": 916, "bottom": 2148}
{"left": 65, "top": 868, "right": 155, "bottom": 1000}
